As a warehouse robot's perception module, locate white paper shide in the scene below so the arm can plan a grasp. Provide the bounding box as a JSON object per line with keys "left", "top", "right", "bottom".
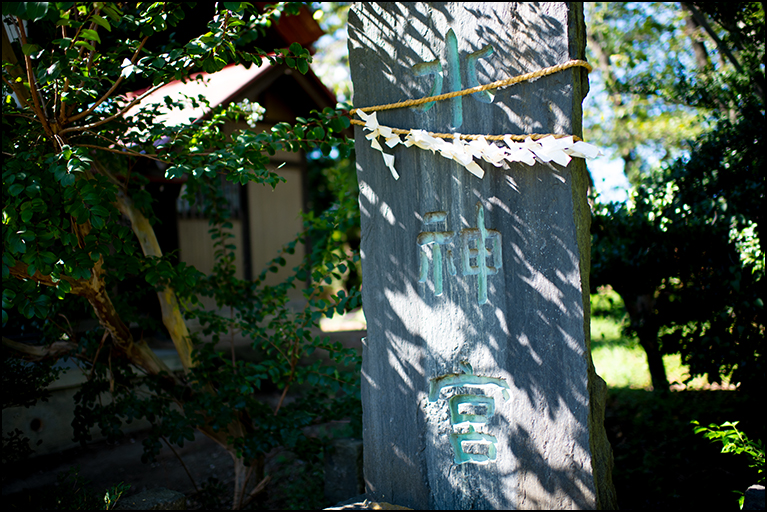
{"left": 356, "top": 110, "right": 603, "bottom": 180}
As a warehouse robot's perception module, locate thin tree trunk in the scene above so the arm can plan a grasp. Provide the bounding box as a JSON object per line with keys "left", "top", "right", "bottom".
{"left": 114, "top": 188, "right": 196, "bottom": 372}
{"left": 621, "top": 292, "right": 669, "bottom": 391}
{"left": 637, "top": 327, "right": 669, "bottom": 392}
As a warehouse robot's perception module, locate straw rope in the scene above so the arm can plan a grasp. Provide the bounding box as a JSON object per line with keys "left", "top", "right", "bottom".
{"left": 348, "top": 59, "right": 592, "bottom": 142}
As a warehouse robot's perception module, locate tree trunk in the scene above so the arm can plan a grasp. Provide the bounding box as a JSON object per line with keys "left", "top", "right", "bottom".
{"left": 637, "top": 326, "right": 669, "bottom": 392}
{"left": 621, "top": 292, "right": 669, "bottom": 391}
{"left": 114, "top": 187, "right": 267, "bottom": 509}
{"left": 114, "top": 188, "right": 196, "bottom": 372}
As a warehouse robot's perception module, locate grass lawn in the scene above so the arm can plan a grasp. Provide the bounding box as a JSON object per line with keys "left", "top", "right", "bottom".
{"left": 590, "top": 315, "right": 723, "bottom": 390}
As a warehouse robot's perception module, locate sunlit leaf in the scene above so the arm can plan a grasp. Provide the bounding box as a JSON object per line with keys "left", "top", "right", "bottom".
{"left": 90, "top": 14, "right": 111, "bottom": 32}
{"left": 79, "top": 28, "right": 101, "bottom": 43}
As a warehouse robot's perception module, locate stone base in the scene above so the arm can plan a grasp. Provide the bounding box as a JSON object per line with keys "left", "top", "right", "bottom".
{"left": 744, "top": 484, "right": 765, "bottom": 511}
{"left": 324, "top": 438, "right": 365, "bottom": 505}
{"left": 326, "top": 494, "right": 412, "bottom": 510}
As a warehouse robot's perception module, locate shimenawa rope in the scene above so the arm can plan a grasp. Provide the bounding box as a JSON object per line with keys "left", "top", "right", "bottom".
{"left": 348, "top": 59, "right": 593, "bottom": 142}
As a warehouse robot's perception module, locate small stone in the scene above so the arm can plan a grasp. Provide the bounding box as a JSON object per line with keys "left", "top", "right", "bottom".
{"left": 744, "top": 485, "right": 765, "bottom": 511}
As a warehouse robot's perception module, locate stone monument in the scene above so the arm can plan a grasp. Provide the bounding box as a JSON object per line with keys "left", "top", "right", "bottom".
{"left": 348, "top": 2, "right": 617, "bottom": 509}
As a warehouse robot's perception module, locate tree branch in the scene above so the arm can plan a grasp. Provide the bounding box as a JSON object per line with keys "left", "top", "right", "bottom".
{"left": 66, "top": 36, "right": 150, "bottom": 124}
{"left": 681, "top": 3, "right": 743, "bottom": 75}
{"left": 683, "top": 13, "right": 711, "bottom": 70}
{"left": 2, "top": 336, "right": 78, "bottom": 361}
{"left": 76, "top": 142, "right": 172, "bottom": 165}
{"left": 8, "top": 260, "right": 96, "bottom": 297}
{"left": 59, "top": 81, "right": 166, "bottom": 135}
{"left": 7, "top": 259, "right": 179, "bottom": 381}
{"left": 2, "top": 24, "right": 33, "bottom": 109}
{"left": 15, "top": 17, "right": 53, "bottom": 138}
{"left": 681, "top": 3, "right": 763, "bottom": 105}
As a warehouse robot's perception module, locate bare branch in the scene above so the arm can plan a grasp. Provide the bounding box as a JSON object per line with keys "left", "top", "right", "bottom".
{"left": 273, "top": 383, "right": 291, "bottom": 416}
{"left": 85, "top": 18, "right": 99, "bottom": 74}
{"left": 8, "top": 260, "right": 95, "bottom": 298}
{"left": 66, "top": 37, "right": 150, "bottom": 124}
{"left": 240, "top": 475, "right": 271, "bottom": 509}
{"left": 3, "top": 336, "right": 78, "bottom": 361}
{"left": 2, "top": 25, "right": 33, "bottom": 109}
{"left": 683, "top": 14, "right": 711, "bottom": 70}
{"left": 681, "top": 3, "right": 743, "bottom": 74}
{"left": 15, "top": 17, "right": 53, "bottom": 138}
{"left": 1, "top": 75, "right": 35, "bottom": 113}
{"left": 60, "top": 81, "right": 166, "bottom": 135}
{"left": 681, "top": 3, "right": 763, "bottom": 104}
{"left": 113, "top": 189, "right": 196, "bottom": 372}
{"left": 76, "top": 142, "right": 172, "bottom": 165}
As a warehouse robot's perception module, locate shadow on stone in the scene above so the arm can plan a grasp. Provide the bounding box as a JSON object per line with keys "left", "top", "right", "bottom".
{"left": 325, "top": 438, "right": 365, "bottom": 505}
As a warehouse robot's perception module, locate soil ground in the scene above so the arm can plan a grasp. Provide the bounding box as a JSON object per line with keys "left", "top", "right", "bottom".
{"left": 2, "top": 421, "right": 343, "bottom": 510}
{"left": 2, "top": 365, "right": 762, "bottom": 510}
{"left": 2, "top": 327, "right": 367, "bottom": 510}
{"left": 3, "top": 428, "right": 229, "bottom": 508}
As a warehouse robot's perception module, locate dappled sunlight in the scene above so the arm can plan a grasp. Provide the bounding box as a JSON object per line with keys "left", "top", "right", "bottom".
{"left": 319, "top": 307, "right": 367, "bottom": 332}
{"left": 348, "top": 2, "right": 615, "bottom": 508}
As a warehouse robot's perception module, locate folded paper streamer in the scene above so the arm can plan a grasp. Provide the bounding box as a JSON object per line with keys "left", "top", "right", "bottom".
{"left": 356, "top": 110, "right": 602, "bottom": 180}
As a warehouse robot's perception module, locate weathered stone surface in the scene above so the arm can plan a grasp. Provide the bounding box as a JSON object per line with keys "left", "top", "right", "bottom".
{"left": 116, "top": 487, "right": 186, "bottom": 510}
{"left": 349, "top": 2, "right": 616, "bottom": 509}
{"left": 743, "top": 484, "right": 765, "bottom": 511}
{"left": 325, "top": 438, "right": 365, "bottom": 505}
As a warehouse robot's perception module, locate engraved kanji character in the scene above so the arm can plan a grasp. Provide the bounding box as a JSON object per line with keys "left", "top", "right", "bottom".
{"left": 417, "top": 211, "right": 456, "bottom": 296}
{"left": 428, "top": 363, "right": 510, "bottom": 465}
{"left": 460, "top": 202, "right": 502, "bottom": 305}
{"left": 411, "top": 29, "right": 496, "bottom": 128}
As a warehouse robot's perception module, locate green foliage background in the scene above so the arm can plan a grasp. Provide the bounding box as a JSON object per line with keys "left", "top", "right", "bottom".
{"left": 2, "top": 2, "right": 361, "bottom": 507}
{"left": 587, "top": 2, "right": 764, "bottom": 392}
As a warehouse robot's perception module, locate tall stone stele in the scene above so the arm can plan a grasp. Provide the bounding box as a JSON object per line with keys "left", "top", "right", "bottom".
{"left": 349, "top": 2, "right": 617, "bottom": 510}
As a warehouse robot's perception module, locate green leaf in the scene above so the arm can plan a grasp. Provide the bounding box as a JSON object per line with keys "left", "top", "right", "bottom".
{"left": 74, "top": 40, "right": 96, "bottom": 52}
{"left": 310, "top": 126, "right": 325, "bottom": 141}
{"left": 8, "top": 183, "right": 25, "bottom": 196}
{"left": 8, "top": 234, "right": 26, "bottom": 254}
{"left": 2, "top": 288, "right": 17, "bottom": 308}
{"left": 90, "top": 14, "right": 111, "bottom": 31}
{"left": 58, "top": 279, "right": 71, "bottom": 294}
{"left": 90, "top": 205, "right": 110, "bottom": 218}
{"left": 165, "top": 165, "right": 189, "bottom": 179}
{"left": 289, "top": 42, "right": 302, "bottom": 55}
{"left": 60, "top": 173, "right": 75, "bottom": 187}
{"left": 45, "top": 61, "right": 61, "bottom": 80}
{"left": 19, "top": 2, "right": 51, "bottom": 21}
{"left": 79, "top": 28, "right": 101, "bottom": 44}
{"left": 102, "top": 4, "right": 122, "bottom": 21}
{"left": 21, "top": 43, "right": 40, "bottom": 56}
